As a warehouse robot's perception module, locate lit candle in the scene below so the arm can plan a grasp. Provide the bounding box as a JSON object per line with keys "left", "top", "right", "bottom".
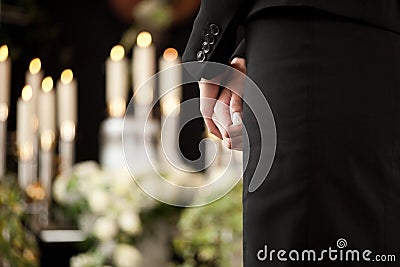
{"left": 158, "top": 48, "right": 182, "bottom": 167}
{"left": 159, "top": 48, "right": 182, "bottom": 116}
{"left": 17, "top": 85, "right": 34, "bottom": 148}
{"left": 0, "top": 45, "right": 11, "bottom": 109}
{"left": 57, "top": 69, "right": 77, "bottom": 129}
{"left": 133, "top": 32, "right": 155, "bottom": 107}
{"left": 17, "top": 85, "right": 34, "bottom": 188}
{"left": 38, "top": 77, "right": 56, "bottom": 207}
{"left": 25, "top": 58, "right": 43, "bottom": 120}
{"left": 0, "top": 45, "right": 10, "bottom": 177}
{"left": 106, "top": 45, "right": 128, "bottom": 117}
{"left": 38, "top": 77, "right": 56, "bottom": 135}
{"left": 56, "top": 69, "right": 77, "bottom": 174}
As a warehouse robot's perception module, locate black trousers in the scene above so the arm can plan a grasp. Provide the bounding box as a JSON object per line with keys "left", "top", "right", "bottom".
{"left": 242, "top": 7, "right": 400, "bottom": 267}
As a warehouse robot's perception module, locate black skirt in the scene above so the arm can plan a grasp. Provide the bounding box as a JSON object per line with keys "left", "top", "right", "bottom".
{"left": 242, "top": 7, "right": 400, "bottom": 267}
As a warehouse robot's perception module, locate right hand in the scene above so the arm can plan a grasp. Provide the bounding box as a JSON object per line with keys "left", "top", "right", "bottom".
{"left": 199, "top": 57, "right": 246, "bottom": 150}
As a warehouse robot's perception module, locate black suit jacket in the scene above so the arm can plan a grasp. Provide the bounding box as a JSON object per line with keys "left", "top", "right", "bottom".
{"left": 183, "top": 0, "right": 400, "bottom": 74}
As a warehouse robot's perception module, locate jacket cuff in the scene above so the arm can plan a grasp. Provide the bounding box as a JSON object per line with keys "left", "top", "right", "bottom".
{"left": 230, "top": 38, "right": 246, "bottom": 62}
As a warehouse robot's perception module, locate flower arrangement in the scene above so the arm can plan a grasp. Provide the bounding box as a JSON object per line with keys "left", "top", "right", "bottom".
{"left": 173, "top": 182, "right": 243, "bottom": 267}
{"left": 53, "top": 160, "right": 243, "bottom": 267}
{"left": 53, "top": 161, "right": 157, "bottom": 267}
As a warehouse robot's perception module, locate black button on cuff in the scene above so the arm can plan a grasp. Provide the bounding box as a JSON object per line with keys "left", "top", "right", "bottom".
{"left": 197, "top": 51, "right": 206, "bottom": 62}
{"left": 202, "top": 42, "right": 210, "bottom": 53}
{"left": 209, "top": 24, "right": 220, "bottom": 35}
{"left": 204, "top": 34, "right": 215, "bottom": 45}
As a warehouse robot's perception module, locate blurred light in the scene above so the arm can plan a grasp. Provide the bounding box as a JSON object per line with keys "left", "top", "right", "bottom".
{"left": 29, "top": 58, "right": 41, "bottom": 74}
{"left": 19, "top": 142, "right": 33, "bottom": 161}
{"left": 110, "top": 45, "right": 125, "bottom": 61}
{"left": 0, "top": 103, "right": 8, "bottom": 122}
{"left": 21, "top": 85, "right": 33, "bottom": 101}
{"left": 0, "top": 45, "right": 9, "bottom": 62}
{"left": 108, "top": 98, "right": 126, "bottom": 118}
{"left": 41, "top": 130, "right": 55, "bottom": 151}
{"left": 61, "top": 69, "right": 73, "bottom": 85}
{"left": 137, "top": 32, "right": 152, "bottom": 48}
{"left": 163, "top": 48, "right": 178, "bottom": 62}
{"left": 26, "top": 182, "right": 45, "bottom": 200}
{"left": 41, "top": 77, "right": 54, "bottom": 93}
{"left": 60, "top": 120, "right": 75, "bottom": 142}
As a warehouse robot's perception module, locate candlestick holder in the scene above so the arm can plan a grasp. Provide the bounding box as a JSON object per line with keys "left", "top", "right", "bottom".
{"left": 39, "top": 130, "right": 55, "bottom": 226}
{"left": 100, "top": 114, "right": 158, "bottom": 172}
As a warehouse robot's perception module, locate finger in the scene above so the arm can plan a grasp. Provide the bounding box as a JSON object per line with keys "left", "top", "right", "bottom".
{"left": 223, "top": 136, "right": 243, "bottom": 151}
{"left": 198, "top": 78, "right": 222, "bottom": 138}
{"left": 226, "top": 124, "right": 242, "bottom": 138}
{"left": 230, "top": 57, "right": 246, "bottom": 74}
{"left": 204, "top": 118, "right": 222, "bottom": 139}
{"left": 213, "top": 89, "right": 232, "bottom": 138}
{"left": 230, "top": 93, "right": 243, "bottom": 126}
{"left": 198, "top": 79, "right": 220, "bottom": 118}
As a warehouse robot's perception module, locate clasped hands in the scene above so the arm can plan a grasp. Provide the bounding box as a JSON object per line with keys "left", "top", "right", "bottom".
{"left": 198, "top": 57, "right": 246, "bottom": 151}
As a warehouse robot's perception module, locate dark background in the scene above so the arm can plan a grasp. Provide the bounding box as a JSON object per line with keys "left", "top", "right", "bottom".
{"left": 0, "top": 0, "right": 203, "bottom": 168}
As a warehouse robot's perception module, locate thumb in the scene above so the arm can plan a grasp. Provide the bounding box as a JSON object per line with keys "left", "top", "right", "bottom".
{"left": 230, "top": 92, "right": 243, "bottom": 125}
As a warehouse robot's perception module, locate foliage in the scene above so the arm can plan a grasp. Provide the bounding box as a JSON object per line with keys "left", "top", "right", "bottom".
{"left": 0, "top": 176, "right": 39, "bottom": 267}
{"left": 173, "top": 182, "right": 243, "bottom": 267}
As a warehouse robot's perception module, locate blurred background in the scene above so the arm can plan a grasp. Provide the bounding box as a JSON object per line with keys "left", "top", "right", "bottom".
{"left": 1, "top": 0, "right": 203, "bottom": 163}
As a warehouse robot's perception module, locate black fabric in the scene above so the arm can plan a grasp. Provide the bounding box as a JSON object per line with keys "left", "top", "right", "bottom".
{"left": 242, "top": 6, "right": 400, "bottom": 267}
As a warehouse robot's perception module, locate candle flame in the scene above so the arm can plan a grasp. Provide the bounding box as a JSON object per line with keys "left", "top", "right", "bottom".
{"left": 110, "top": 45, "right": 125, "bottom": 61}
{"left": 137, "top": 32, "right": 152, "bottom": 48}
{"left": 21, "top": 85, "right": 33, "bottom": 101}
{"left": 61, "top": 69, "right": 74, "bottom": 84}
{"left": 0, "top": 45, "right": 9, "bottom": 62}
{"left": 41, "top": 77, "right": 54, "bottom": 93}
{"left": 163, "top": 48, "right": 178, "bottom": 62}
{"left": 29, "top": 58, "right": 41, "bottom": 74}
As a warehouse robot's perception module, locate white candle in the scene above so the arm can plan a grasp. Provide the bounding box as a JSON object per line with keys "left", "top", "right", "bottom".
{"left": 133, "top": 32, "right": 156, "bottom": 106}
{"left": 158, "top": 48, "right": 183, "bottom": 167}
{"left": 0, "top": 45, "right": 11, "bottom": 177}
{"left": 0, "top": 45, "right": 11, "bottom": 108}
{"left": 38, "top": 77, "right": 56, "bottom": 134}
{"left": 17, "top": 85, "right": 34, "bottom": 148}
{"left": 25, "top": 58, "right": 43, "bottom": 121}
{"left": 159, "top": 48, "right": 182, "bottom": 116}
{"left": 56, "top": 69, "right": 77, "bottom": 127}
{"left": 106, "top": 45, "right": 128, "bottom": 117}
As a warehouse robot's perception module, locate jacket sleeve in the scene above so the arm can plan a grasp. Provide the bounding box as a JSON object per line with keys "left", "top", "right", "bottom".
{"left": 182, "top": 0, "right": 251, "bottom": 80}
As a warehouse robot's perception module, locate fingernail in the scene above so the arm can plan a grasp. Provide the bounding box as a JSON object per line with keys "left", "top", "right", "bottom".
{"left": 232, "top": 112, "right": 242, "bottom": 125}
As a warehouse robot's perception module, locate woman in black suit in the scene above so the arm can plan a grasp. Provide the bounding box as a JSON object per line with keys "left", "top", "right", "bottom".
{"left": 183, "top": 1, "right": 400, "bottom": 266}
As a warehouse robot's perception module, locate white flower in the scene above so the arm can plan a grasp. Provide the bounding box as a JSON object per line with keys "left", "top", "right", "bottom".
{"left": 118, "top": 211, "right": 141, "bottom": 235}
{"left": 113, "top": 244, "right": 142, "bottom": 267}
{"left": 93, "top": 217, "right": 118, "bottom": 241}
{"left": 88, "top": 190, "right": 111, "bottom": 214}
{"left": 112, "top": 168, "right": 134, "bottom": 196}
{"left": 70, "top": 252, "right": 102, "bottom": 267}
{"left": 53, "top": 175, "right": 80, "bottom": 205}
{"left": 72, "top": 161, "right": 100, "bottom": 177}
